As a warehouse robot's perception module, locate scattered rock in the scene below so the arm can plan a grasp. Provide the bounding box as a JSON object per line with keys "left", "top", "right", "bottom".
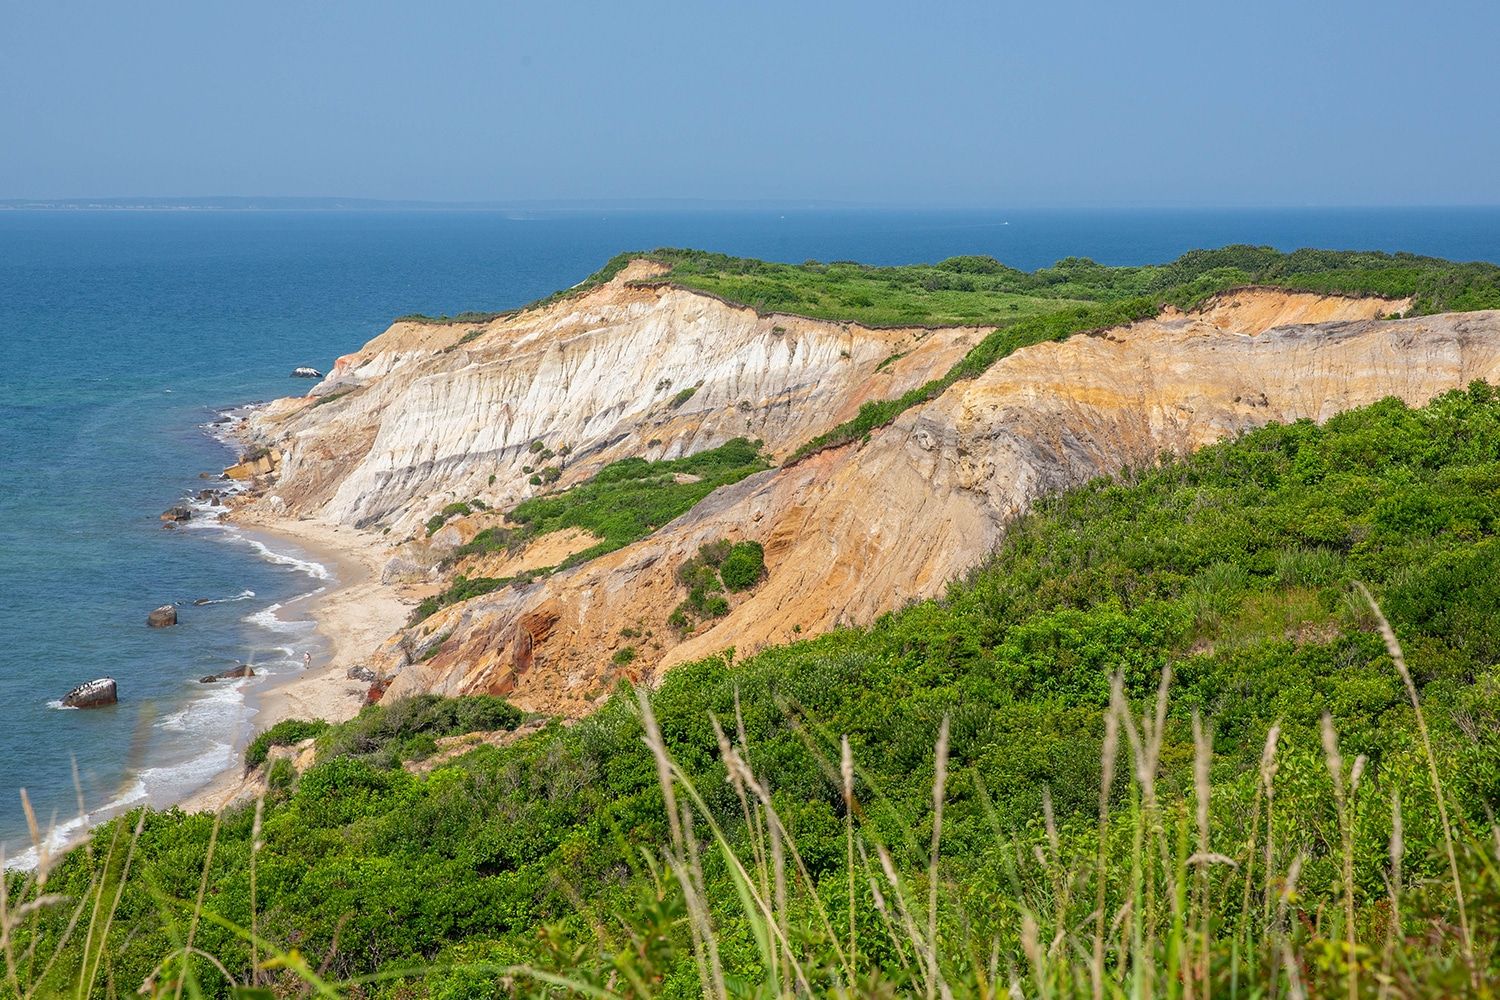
{"left": 199, "top": 664, "right": 254, "bottom": 683}
{"left": 291, "top": 367, "right": 324, "bottom": 378}
{"left": 147, "top": 605, "right": 178, "bottom": 628}
{"left": 346, "top": 664, "right": 377, "bottom": 682}
{"left": 160, "top": 506, "right": 192, "bottom": 523}
{"left": 62, "top": 678, "right": 118, "bottom": 709}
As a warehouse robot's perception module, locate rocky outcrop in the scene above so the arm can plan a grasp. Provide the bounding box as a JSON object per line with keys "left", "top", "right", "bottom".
{"left": 62, "top": 678, "right": 118, "bottom": 709}
{"left": 146, "top": 605, "right": 177, "bottom": 628}
{"left": 224, "top": 449, "right": 279, "bottom": 482}
{"left": 199, "top": 665, "right": 254, "bottom": 683}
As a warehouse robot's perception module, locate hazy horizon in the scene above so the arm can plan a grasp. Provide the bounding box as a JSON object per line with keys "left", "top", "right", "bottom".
{"left": 5, "top": 1, "right": 1497, "bottom": 208}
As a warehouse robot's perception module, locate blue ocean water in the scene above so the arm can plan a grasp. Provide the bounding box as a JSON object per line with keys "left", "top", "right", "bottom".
{"left": 2, "top": 206, "right": 1499, "bottom": 854}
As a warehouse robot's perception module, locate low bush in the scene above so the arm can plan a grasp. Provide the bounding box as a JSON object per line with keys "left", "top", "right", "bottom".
{"left": 719, "top": 540, "right": 765, "bottom": 591}
{"left": 244, "top": 718, "right": 330, "bottom": 769}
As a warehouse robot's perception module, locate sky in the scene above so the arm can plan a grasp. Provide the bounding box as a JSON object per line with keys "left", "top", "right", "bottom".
{"left": 3, "top": 0, "right": 1498, "bottom": 208}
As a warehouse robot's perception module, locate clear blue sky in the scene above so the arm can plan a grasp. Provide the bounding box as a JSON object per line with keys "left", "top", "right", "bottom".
{"left": 4, "top": 0, "right": 1497, "bottom": 207}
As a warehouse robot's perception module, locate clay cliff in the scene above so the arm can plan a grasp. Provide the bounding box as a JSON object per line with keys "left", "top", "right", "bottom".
{"left": 232, "top": 262, "right": 1500, "bottom": 717}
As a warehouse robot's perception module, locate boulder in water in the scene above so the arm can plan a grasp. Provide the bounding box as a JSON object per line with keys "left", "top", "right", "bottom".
{"left": 160, "top": 506, "right": 192, "bottom": 523}
{"left": 62, "top": 678, "right": 117, "bottom": 709}
{"left": 147, "top": 605, "right": 178, "bottom": 628}
{"left": 291, "top": 367, "right": 324, "bottom": 378}
{"left": 199, "top": 664, "right": 254, "bottom": 683}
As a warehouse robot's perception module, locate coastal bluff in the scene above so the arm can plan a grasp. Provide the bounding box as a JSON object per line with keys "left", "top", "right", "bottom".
{"left": 226, "top": 259, "right": 1500, "bottom": 717}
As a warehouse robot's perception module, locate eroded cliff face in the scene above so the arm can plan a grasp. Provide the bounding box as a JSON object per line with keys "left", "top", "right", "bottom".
{"left": 229, "top": 264, "right": 1499, "bottom": 718}
{"left": 241, "top": 260, "right": 982, "bottom": 534}
{"left": 337, "top": 290, "right": 1500, "bottom": 719}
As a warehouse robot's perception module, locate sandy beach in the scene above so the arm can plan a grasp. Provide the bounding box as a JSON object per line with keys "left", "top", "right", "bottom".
{"left": 177, "top": 514, "right": 413, "bottom": 814}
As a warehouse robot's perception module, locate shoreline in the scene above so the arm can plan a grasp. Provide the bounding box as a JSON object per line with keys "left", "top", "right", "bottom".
{"left": 176, "top": 513, "right": 413, "bottom": 814}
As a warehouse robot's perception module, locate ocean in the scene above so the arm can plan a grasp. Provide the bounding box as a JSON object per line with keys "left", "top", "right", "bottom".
{"left": 2, "top": 206, "right": 1499, "bottom": 855}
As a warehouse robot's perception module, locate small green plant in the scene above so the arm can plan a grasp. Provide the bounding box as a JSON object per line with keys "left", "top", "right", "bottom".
{"left": 612, "top": 646, "right": 638, "bottom": 666}
{"left": 312, "top": 389, "right": 352, "bottom": 407}
{"left": 670, "top": 385, "right": 699, "bottom": 409}
{"left": 530, "top": 440, "right": 546, "bottom": 453}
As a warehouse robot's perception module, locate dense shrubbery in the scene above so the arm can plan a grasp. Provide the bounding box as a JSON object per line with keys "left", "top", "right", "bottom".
{"left": 243, "top": 718, "right": 329, "bottom": 769}
{"left": 14, "top": 387, "right": 1500, "bottom": 995}
{"left": 580, "top": 245, "right": 1500, "bottom": 330}
{"left": 317, "top": 694, "right": 524, "bottom": 768}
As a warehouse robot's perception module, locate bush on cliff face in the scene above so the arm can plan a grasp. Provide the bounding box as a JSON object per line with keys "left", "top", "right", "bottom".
{"left": 669, "top": 538, "right": 766, "bottom": 632}
{"left": 506, "top": 437, "right": 770, "bottom": 568}
{"left": 719, "top": 540, "right": 765, "bottom": 591}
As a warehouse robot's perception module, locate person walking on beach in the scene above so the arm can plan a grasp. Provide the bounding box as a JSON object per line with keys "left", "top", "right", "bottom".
{"left": 303, "top": 651, "right": 312, "bottom": 670}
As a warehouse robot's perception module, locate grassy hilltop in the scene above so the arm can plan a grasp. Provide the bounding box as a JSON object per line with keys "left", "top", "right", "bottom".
{"left": 6, "top": 248, "right": 1500, "bottom": 998}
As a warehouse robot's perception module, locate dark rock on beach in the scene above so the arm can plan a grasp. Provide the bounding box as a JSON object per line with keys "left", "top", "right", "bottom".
{"left": 160, "top": 506, "right": 192, "bottom": 523}
{"left": 62, "top": 678, "right": 118, "bottom": 709}
{"left": 199, "top": 664, "right": 254, "bottom": 683}
{"left": 147, "top": 605, "right": 178, "bottom": 628}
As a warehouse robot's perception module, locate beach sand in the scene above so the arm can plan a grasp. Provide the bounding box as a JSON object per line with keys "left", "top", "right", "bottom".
{"left": 178, "top": 514, "right": 415, "bottom": 813}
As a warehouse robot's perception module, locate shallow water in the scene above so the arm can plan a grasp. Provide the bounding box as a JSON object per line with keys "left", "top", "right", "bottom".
{"left": 3, "top": 206, "right": 1499, "bottom": 853}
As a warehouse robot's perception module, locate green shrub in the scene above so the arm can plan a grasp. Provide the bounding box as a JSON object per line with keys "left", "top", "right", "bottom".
{"left": 265, "top": 756, "right": 296, "bottom": 795}
{"left": 719, "top": 541, "right": 765, "bottom": 591}
{"left": 670, "top": 385, "right": 699, "bottom": 408}
{"left": 612, "top": 647, "right": 638, "bottom": 666}
{"left": 319, "top": 694, "right": 523, "bottom": 768}
{"left": 412, "top": 572, "right": 534, "bottom": 623}
{"left": 244, "top": 718, "right": 330, "bottom": 769}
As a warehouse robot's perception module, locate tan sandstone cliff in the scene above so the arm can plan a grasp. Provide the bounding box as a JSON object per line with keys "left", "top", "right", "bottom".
{"left": 232, "top": 263, "right": 1500, "bottom": 718}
